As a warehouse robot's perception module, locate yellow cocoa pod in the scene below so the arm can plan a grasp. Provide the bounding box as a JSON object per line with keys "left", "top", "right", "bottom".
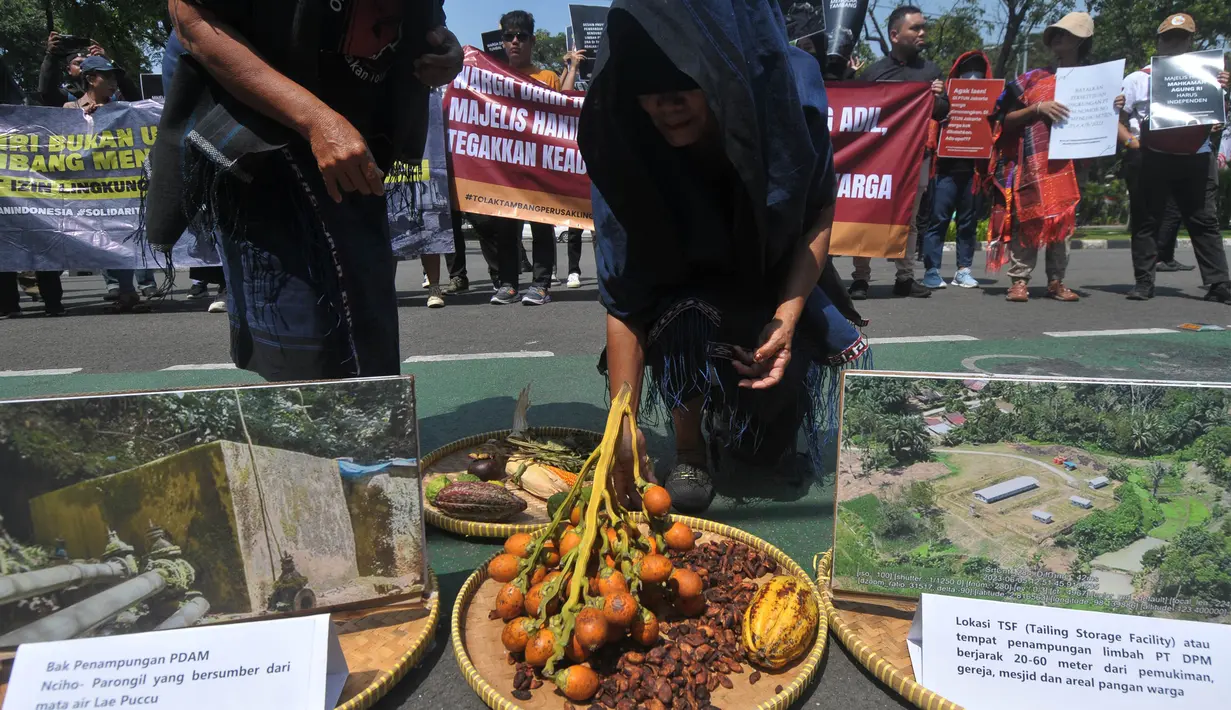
{"left": 741, "top": 576, "right": 818, "bottom": 669}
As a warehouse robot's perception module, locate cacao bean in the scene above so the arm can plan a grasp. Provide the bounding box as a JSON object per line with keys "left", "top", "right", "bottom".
{"left": 718, "top": 675, "right": 733, "bottom": 690}
{"left": 749, "top": 671, "right": 761, "bottom": 685}
{"left": 512, "top": 689, "right": 531, "bottom": 701}
{"left": 625, "top": 652, "right": 644, "bottom": 664}
{"left": 775, "top": 684, "right": 784, "bottom": 694}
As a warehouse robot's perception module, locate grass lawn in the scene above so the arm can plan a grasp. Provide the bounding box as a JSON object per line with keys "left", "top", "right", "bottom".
{"left": 1149, "top": 495, "right": 1211, "bottom": 540}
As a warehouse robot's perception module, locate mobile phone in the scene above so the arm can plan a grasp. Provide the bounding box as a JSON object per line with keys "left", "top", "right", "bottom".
{"left": 54, "top": 35, "right": 91, "bottom": 55}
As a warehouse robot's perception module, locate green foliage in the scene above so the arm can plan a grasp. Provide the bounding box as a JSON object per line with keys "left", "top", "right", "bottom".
{"left": 903, "top": 480, "right": 939, "bottom": 515}
{"left": 922, "top": 0, "right": 988, "bottom": 73}
{"left": 1077, "top": 178, "right": 1130, "bottom": 227}
{"left": 1141, "top": 545, "right": 1165, "bottom": 569}
{"left": 532, "top": 30, "right": 566, "bottom": 75}
{"left": 883, "top": 415, "right": 932, "bottom": 465}
{"left": 1066, "top": 483, "right": 1164, "bottom": 558}
{"left": 1087, "top": 0, "right": 1231, "bottom": 70}
{"left": 1150, "top": 496, "right": 1211, "bottom": 541}
{"left": 1106, "top": 462, "right": 1137, "bottom": 481}
{"left": 0, "top": 0, "right": 169, "bottom": 94}
{"left": 1152, "top": 527, "right": 1231, "bottom": 604}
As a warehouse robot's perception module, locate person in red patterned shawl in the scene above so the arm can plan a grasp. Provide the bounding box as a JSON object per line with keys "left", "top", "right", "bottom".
{"left": 986, "top": 12, "right": 1122, "bottom": 303}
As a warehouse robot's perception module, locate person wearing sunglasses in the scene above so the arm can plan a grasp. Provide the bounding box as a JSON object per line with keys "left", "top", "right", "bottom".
{"left": 478, "top": 10, "right": 566, "bottom": 307}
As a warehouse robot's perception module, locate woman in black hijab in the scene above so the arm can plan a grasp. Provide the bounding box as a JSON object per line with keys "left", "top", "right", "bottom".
{"left": 580, "top": 0, "right": 869, "bottom": 513}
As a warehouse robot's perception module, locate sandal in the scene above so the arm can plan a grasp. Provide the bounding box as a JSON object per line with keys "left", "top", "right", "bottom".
{"left": 663, "top": 464, "right": 715, "bottom": 514}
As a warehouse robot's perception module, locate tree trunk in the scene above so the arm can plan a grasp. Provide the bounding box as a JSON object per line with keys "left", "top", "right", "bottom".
{"left": 865, "top": 3, "right": 891, "bottom": 56}
{"left": 994, "top": 2, "right": 1030, "bottom": 78}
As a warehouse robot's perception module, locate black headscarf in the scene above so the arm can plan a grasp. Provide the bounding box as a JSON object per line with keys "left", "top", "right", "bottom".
{"left": 579, "top": 0, "right": 845, "bottom": 329}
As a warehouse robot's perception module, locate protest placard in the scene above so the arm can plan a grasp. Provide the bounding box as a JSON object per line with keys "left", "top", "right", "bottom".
{"left": 480, "top": 29, "right": 507, "bottom": 64}
{"left": 445, "top": 47, "right": 593, "bottom": 230}
{"left": 826, "top": 82, "right": 934, "bottom": 258}
{"left": 1050, "top": 59, "right": 1126, "bottom": 160}
{"left": 937, "top": 78, "right": 1003, "bottom": 160}
{"left": 1150, "top": 49, "right": 1227, "bottom": 130}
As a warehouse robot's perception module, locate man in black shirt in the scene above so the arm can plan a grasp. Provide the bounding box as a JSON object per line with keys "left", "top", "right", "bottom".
{"left": 848, "top": 5, "right": 947, "bottom": 300}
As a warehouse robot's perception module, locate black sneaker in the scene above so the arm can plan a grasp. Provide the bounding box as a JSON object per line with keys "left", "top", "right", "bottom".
{"left": 44, "top": 304, "right": 66, "bottom": 317}
{"left": 186, "top": 281, "right": 210, "bottom": 300}
{"left": 1157, "top": 260, "right": 1196, "bottom": 272}
{"left": 663, "top": 464, "right": 715, "bottom": 514}
{"left": 1125, "top": 283, "right": 1155, "bottom": 301}
{"left": 490, "top": 286, "right": 519, "bottom": 305}
{"left": 521, "top": 285, "right": 551, "bottom": 306}
{"left": 446, "top": 276, "right": 470, "bottom": 294}
{"left": 0, "top": 309, "right": 21, "bottom": 320}
{"left": 848, "top": 279, "right": 869, "bottom": 300}
{"left": 1205, "top": 282, "right": 1231, "bottom": 304}
{"left": 893, "top": 278, "right": 932, "bottom": 298}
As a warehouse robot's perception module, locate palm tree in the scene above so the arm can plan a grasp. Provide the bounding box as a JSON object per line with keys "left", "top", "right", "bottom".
{"left": 1129, "top": 413, "right": 1162, "bottom": 455}
{"left": 885, "top": 416, "right": 930, "bottom": 464}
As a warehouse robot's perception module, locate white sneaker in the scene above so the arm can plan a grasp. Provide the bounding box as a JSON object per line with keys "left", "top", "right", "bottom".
{"left": 208, "top": 289, "right": 228, "bottom": 313}
{"left": 427, "top": 285, "right": 445, "bottom": 308}
{"left": 566, "top": 273, "right": 582, "bottom": 288}
{"left": 422, "top": 274, "right": 430, "bottom": 288}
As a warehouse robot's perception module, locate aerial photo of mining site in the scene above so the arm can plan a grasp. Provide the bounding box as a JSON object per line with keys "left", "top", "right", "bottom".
{"left": 832, "top": 373, "right": 1231, "bottom": 624}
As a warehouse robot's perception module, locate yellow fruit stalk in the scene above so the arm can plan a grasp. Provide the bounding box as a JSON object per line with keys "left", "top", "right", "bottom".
{"left": 742, "top": 576, "right": 818, "bottom": 669}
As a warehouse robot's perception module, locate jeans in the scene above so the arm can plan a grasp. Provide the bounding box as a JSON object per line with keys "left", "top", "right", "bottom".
{"left": 104, "top": 269, "right": 155, "bottom": 294}
{"left": 853, "top": 155, "right": 931, "bottom": 282}
{"left": 1130, "top": 150, "right": 1229, "bottom": 287}
{"left": 922, "top": 170, "right": 980, "bottom": 272}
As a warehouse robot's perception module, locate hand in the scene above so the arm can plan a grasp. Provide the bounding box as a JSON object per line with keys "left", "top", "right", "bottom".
{"left": 564, "top": 49, "right": 585, "bottom": 69}
{"left": 82, "top": 102, "right": 100, "bottom": 116}
{"left": 931, "top": 79, "right": 945, "bottom": 96}
{"left": 1113, "top": 94, "right": 1125, "bottom": 114}
{"left": 413, "top": 26, "right": 463, "bottom": 88}
{"left": 612, "top": 421, "right": 653, "bottom": 509}
{"left": 1219, "top": 71, "right": 1229, "bottom": 90}
{"left": 46, "top": 32, "right": 61, "bottom": 54}
{"left": 1035, "top": 101, "right": 1069, "bottom": 123}
{"left": 1213, "top": 123, "right": 1225, "bottom": 136}
{"left": 1124, "top": 137, "right": 1140, "bottom": 151}
{"left": 847, "top": 56, "right": 865, "bottom": 73}
{"left": 306, "top": 110, "right": 385, "bottom": 203}
{"left": 733, "top": 312, "right": 796, "bottom": 390}
{"left": 88, "top": 43, "right": 107, "bottom": 57}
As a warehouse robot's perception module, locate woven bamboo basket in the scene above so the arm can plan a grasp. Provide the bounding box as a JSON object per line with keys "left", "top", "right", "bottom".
{"left": 814, "top": 553, "right": 963, "bottom": 710}
{"left": 421, "top": 427, "right": 602, "bottom": 538}
{"left": 0, "top": 568, "right": 441, "bottom": 710}
{"left": 453, "top": 515, "right": 827, "bottom": 710}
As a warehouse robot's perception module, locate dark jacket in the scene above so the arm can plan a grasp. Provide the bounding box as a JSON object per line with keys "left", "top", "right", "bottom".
{"left": 859, "top": 53, "right": 949, "bottom": 120}
{"left": 143, "top": 0, "right": 445, "bottom": 249}
{"left": 38, "top": 54, "right": 141, "bottom": 107}
{"left": 579, "top": 0, "right": 859, "bottom": 331}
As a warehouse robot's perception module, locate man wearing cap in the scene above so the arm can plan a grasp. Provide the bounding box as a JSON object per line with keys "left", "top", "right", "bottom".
{"left": 1119, "top": 13, "right": 1231, "bottom": 303}
{"left": 39, "top": 34, "right": 140, "bottom": 108}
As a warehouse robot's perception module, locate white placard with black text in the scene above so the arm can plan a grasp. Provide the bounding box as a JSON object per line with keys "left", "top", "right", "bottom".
{"left": 907, "top": 593, "right": 1229, "bottom": 710}
{"left": 1050, "top": 59, "right": 1127, "bottom": 160}
{"left": 1, "top": 615, "right": 347, "bottom": 710}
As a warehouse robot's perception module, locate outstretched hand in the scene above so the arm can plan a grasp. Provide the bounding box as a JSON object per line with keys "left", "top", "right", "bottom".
{"left": 733, "top": 314, "right": 795, "bottom": 389}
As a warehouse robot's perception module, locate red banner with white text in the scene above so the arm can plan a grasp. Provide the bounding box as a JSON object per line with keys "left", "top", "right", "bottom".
{"left": 444, "top": 47, "right": 593, "bottom": 230}
{"left": 827, "top": 82, "right": 934, "bottom": 258}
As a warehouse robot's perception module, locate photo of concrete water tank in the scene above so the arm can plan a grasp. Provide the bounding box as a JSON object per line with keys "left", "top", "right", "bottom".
{"left": 832, "top": 372, "right": 1231, "bottom": 624}
{"left": 0, "top": 376, "right": 425, "bottom": 648}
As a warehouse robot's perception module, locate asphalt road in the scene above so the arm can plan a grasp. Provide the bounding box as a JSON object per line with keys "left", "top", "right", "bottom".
{"left": 1, "top": 241, "right": 1227, "bottom": 373}
{"left": 3, "top": 241, "right": 1230, "bottom": 710}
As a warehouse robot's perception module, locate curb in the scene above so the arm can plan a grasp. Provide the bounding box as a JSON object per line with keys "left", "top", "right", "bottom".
{"left": 941, "top": 238, "right": 1231, "bottom": 252}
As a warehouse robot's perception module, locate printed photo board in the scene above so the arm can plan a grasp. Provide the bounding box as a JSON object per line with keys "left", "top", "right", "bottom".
{"left": 0, "top": 376, "right": 425, "bottom": 649}
{"left": 831, "top": 371, "right": 1231, "bottom": 624}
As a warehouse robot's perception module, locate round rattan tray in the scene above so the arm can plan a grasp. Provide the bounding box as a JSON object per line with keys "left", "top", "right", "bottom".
{"left": 815, "top": 552, "right": 962, "bottom": 710}
{"left": 0, "top": 568, "right": 441, "bottom": 710}
{"left": 453, "top": 515, "right": 827, "bottom": 710}
{"left": 421, "top": 427, "right": 602, "bottom": 538}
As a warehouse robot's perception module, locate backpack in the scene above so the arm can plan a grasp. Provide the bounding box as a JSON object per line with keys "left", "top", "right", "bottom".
{"left": 1139, "top": 66, "right": 1211, "bottom": 155}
